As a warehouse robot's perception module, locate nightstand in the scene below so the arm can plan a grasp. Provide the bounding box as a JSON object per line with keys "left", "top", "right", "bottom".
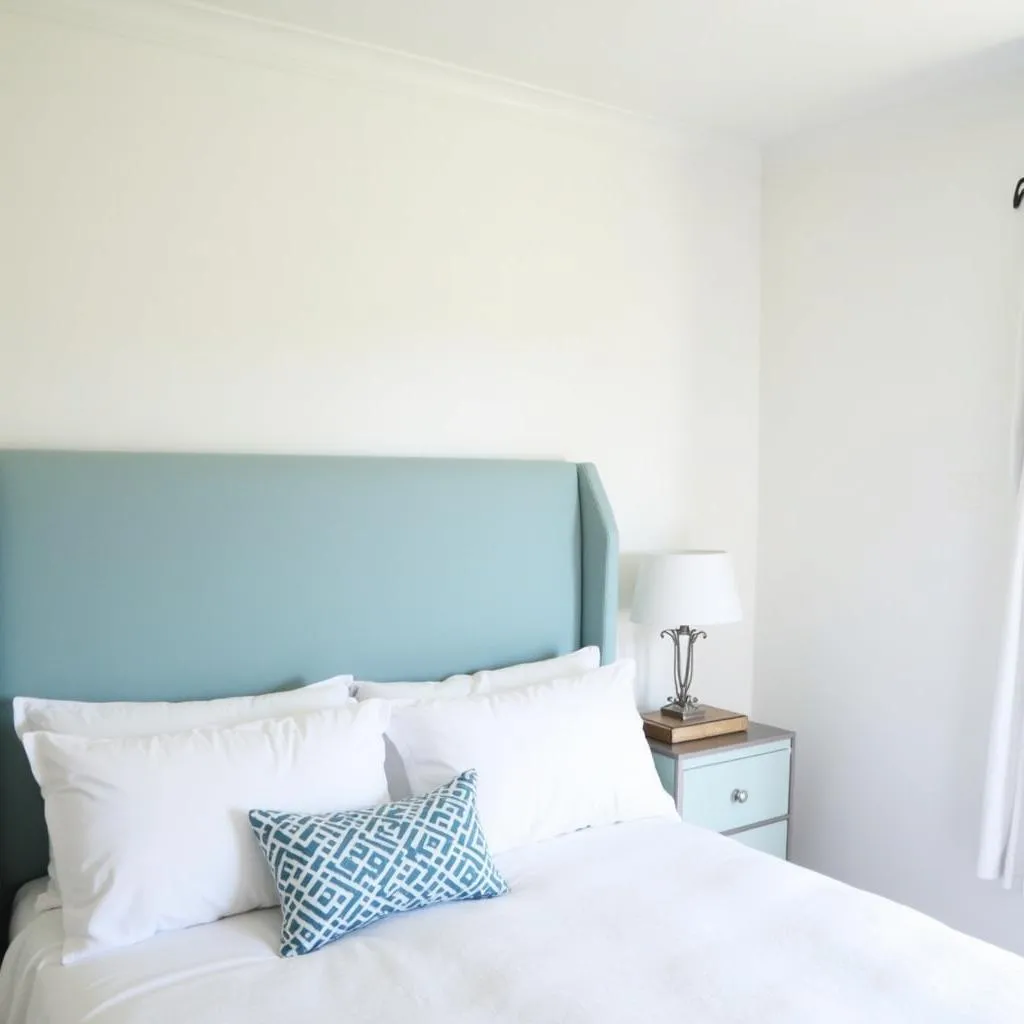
{"left": 648, "top": 722, "right": 794, "bottom": 859}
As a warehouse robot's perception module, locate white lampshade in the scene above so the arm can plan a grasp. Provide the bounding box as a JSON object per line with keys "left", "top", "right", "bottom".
{"left": 630, "top": 551, "right": 742, "bottom": 628}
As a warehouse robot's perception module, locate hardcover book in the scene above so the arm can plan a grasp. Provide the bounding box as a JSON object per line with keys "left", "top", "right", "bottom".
{"left": 642, "top": 706, "right": 748, "bottom": 745}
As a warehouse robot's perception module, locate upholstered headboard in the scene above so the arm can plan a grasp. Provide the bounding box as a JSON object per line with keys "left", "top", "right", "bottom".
{"left": 0, "top": 452, "right": 618, "bottom": 926}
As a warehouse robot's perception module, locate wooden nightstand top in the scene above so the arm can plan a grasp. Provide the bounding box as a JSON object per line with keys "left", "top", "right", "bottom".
{"left": 646, "top": 721, "right": 794, "bottom": 763}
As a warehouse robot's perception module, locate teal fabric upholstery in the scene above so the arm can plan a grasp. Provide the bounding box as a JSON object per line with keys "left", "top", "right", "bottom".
{"left": 578, "top": 463, "right": 619, "bottom": 665}
{"left": 0, "top": 452, "right": 618, "bottom": 929}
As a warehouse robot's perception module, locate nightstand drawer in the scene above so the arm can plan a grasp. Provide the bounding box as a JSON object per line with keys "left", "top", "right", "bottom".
{"left": 681, "top": 748, "right": 790, "bottom": 832}
{"left": 731, "top": 820, "right": 788, "bottom": 859}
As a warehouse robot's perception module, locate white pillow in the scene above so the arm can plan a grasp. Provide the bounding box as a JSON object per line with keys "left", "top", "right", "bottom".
{"left": 386, "top": 660, "right": 678, "bottom": 855}
{"left": 23, "top": 701, "right": 390, "bottom": 963}
{"left": 471, "top": 646, "right": 601, "bottom": 694}
{"left": 355, "top": 648, "right": 601, "bottom": 799}
{"left": 353, "top": 647, "right": 601, "bottom": 703}
{"left": 15, "top": 675, "right": 354, "bottom": 912}
{"left": 13, "top": 674, "right": 355, "bottom": 738}
{"left": 354, "top": 676, "right": 475, "bottom": 703}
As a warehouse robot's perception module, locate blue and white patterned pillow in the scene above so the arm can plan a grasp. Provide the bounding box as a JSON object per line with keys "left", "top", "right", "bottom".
{"left": 249, "top": 769, "right": 508, "bottom": 957}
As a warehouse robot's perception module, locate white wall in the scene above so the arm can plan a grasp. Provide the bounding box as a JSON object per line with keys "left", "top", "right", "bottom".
{"left": 0, "top": 1, "right": 761, "bottom": 712}
{"left": 758, "top": 74, "right": 1024, "bottom": 952}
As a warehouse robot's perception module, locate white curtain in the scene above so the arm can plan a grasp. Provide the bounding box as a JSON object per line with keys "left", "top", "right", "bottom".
{"left": 979, "top": 256, "right": 1024, "bottom": 886}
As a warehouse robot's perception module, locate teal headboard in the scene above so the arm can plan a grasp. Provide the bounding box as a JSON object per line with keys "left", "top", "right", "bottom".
{"left": 0, "top": 452, "right": 618, "bottom": 926}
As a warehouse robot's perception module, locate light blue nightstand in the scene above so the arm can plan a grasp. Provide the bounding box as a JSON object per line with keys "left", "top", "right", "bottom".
{"left": 648, "top": 722, "right": 794, "bottom": 858}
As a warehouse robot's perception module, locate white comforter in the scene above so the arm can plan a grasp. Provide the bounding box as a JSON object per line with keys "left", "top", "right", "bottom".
{"left": 3, "top": 818, "right": 1023, "bottom": 1024}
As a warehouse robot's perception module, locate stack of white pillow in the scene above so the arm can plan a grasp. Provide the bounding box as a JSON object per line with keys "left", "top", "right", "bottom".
{"left": 15, "top": 651, "right": 678, "bottom": 965}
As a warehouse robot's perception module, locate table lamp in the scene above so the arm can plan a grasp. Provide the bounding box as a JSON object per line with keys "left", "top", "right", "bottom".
{"left": 631, "top": 551, "right": 742, "bottom": 719}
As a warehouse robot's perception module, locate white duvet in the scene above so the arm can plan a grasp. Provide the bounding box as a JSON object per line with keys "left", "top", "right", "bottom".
{"left": 3, "top": 818, "right": 1023, "bottom": 1024}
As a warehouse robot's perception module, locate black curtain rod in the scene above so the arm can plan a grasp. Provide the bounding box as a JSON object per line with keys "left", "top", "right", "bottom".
{"left": 1016, "top": 178, "right": 1024, "bottom": 209}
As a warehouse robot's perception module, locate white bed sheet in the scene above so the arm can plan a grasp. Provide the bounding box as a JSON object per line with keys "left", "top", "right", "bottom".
{"left": 8, "top": 881, "right": 48, "bottom": 945}
{"left": 3, "top": 818, "right": 1023, "bottom": 1024}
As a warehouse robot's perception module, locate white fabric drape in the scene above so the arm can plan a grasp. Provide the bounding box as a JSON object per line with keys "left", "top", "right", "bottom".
{"left": 978, "top": 258, "right": 1024, "bottom": 885}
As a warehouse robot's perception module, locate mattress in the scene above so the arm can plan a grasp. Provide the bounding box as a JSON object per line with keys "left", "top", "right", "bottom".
{"left": 2, "top": 818, "right": 1023, "bottom": 1024}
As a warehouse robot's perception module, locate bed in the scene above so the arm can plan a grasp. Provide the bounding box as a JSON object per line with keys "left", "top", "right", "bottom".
{"left": 1, "top": 451, "right": 1023, "bottom": 1024}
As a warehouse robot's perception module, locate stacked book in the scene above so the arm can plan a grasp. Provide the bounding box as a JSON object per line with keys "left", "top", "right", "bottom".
{"left": 641, "top": 706, "right": 748, "bottom": 744}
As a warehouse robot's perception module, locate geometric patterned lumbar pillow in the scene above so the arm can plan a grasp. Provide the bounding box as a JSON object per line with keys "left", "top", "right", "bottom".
{"left": 249, "top": 769, "right": 509, "bottom": 957}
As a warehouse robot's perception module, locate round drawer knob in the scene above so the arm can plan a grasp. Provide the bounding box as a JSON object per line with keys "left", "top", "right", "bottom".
{"left": 731, "top": 788, "right": 749, "bottom": 804}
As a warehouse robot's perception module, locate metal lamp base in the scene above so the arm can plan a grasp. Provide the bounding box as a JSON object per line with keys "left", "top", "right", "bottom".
{"left": 660, "top": 624, "right": 707, "bottom": 721}
{"left": 660, "top": 701, "right": 706, "bottom": 721}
